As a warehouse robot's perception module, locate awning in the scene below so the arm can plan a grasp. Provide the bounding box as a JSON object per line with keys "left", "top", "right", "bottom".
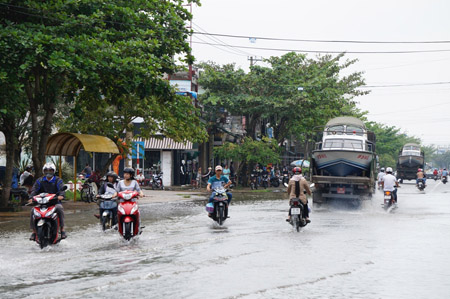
{"left": 135, "top": 137, "right": 193, "bottom": 150}
{"left": 46, "top": 133, "right": 120, "bottom": 156}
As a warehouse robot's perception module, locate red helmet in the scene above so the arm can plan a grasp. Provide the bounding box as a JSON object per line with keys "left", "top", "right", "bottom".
{"left": 418, "top": 168, "right": 422, "bottom": 172}
{"left": 293, "top": 167, "right": 302, "bottom": 174}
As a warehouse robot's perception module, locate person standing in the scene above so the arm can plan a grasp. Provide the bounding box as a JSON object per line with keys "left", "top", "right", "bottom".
{"left": 82, "top": 163, "right": 92, "bottom": 178}
{"left": 222, "top": 164, "right": 230, "bottom": 180}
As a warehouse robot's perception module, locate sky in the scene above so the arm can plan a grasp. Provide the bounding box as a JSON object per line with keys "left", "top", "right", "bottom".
{"left": 188, "top": 0, "right": 450, "bottom": 146}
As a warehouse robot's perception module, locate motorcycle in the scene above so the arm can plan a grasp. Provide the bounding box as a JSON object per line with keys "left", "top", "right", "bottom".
{"left": 282, "top": 173, "right": 289, "bottom": 187}
{"left": 261, "top": 174, "right": 269, "bottom": 189}
{"left": 151, "top": 172, "right": 164, "bottom": 190}
{"left": 98, "top": 193, "right": 118, "bottom": 231}
{"left": 417, "top": 178, "right": 426, "bottom": 191}
{"left": 383, "top": 188, "right": 397, "bottom": 212}
{"left": 270, "top": 175, "right": 280, "bottom": 188}
{"left": 30, "top": 186, "right": 67, "bottom": 249}
{"left": 442, "top": 176, "right": 448, "bottom": 184}
{"left": 289, "top": 198, "right": 307, "bottom": 232}
{"left": 434, "top": 175, "right": 438, "bottom": 181}
{"left": 117, "top": 190, "right": 141, "bottom": 240}
{"left": 250, "top": 173, "right": 258, "bottom": 190}
{"left": 206, "top": 186, "right": 229, "bottom": 226}
{"left": 377, "top": 181, "right": 383, "bottom": 190}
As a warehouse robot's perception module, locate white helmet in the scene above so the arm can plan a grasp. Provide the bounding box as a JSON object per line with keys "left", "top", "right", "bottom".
{"left": 43, "top": 162, "right": 56, "bottom": 172}
{"left": 386, "top": 167, "right": 393, "bottom": 173}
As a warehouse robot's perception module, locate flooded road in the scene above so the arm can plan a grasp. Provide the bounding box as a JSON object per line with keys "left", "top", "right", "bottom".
{"left": 1, "top": 180, "right": 450, "bottom": 298}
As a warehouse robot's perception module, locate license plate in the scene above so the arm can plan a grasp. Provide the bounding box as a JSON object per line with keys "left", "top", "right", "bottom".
{"left": 337, "top": 187, "right": 345, "bottom": 194}
{"left": 291, "top": 208, "right": 301, "bottom": 215}
{"left": 384, "top": 196, "right": 391, "bottom": 200}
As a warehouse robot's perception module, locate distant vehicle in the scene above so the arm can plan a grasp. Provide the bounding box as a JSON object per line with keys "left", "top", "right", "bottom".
{"left": 396, "top": 143, "right": 424, "bottom": 183}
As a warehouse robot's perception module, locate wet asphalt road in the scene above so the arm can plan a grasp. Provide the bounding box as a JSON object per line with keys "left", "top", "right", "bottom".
{"left": 1, "top": 180, "right": 450, "bottom": 299}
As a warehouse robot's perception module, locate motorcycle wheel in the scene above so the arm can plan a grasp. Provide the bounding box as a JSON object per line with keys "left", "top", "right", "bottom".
{"left": 80, "top": 189, "right": 89, "bottom": 202}
{"left": 291, "top": 215, "right": 300, "bottom": 232}
{"left": 124, "top": 222, "right": 132, "bottom": 241}
{"left": 272, "top": 180, "right": 280, "bottom": 188}
{"left": 37, "top": 225, "right": 49, "bottom": 249}
{"left": 218, "top": 205, "right": 224, "bottom": 226}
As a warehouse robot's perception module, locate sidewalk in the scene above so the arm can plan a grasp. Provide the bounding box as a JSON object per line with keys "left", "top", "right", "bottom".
{"left": 0, "top": 189, "right": 208, "bottom": 219}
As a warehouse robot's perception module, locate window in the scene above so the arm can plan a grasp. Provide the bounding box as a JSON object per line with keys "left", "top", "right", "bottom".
{"left": 345, "top": 125, "right": 364, "bottom": 136}
{"left": 323, "top": 139, "right": 363, "bottom": 150}
{"left": 326, "top": 125, "right": 344, "bottom": 135}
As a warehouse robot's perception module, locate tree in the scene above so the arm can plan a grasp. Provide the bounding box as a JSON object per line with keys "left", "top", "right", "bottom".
{"left": 0, "top": 0, "right": 203, "bottom": 184}
{"left": 198, "top": 52, "right": 367, "bottom": 145}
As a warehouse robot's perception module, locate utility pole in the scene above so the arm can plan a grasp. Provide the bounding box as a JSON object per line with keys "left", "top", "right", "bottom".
{"left": 248, "top": 56, "right": 262, "bottom": 67}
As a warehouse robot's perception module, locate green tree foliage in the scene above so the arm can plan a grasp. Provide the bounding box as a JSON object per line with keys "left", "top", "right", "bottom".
{"left": 214, "top": 137, "right": 281, "bottom": 167}
{"left": 365, "top": 122, "right": 421, "bottom": 168}
{"left": 198, "top": 52, "right": 367, "bottom": 144}
{"left": 0, "top": 0, "right": 205, "bottom": 186}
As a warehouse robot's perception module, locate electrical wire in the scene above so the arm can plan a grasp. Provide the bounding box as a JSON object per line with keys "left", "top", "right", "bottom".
{"left": 193, "top": 31, "right": 450, "bottom": 44}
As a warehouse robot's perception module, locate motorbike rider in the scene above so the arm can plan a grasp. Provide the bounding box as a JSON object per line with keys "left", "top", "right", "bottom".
{"left": 95, "top": 171, "right": 119, "bottom": 221}
{"left": 442, "top": 168, "right": 449, "bottom": 181}
{"left": 206, "top": 165, "right": 232, "bottom": 215}
{"left": 116, "top": 167, "right": 144, "bottom": 198}
{"left": 381, "top": 167, "right": 399, "bottom": 204}
{"left": 28, "top": 162, "right": 67, "bottom": 240}
{"left": 377, "top": 168, "right": 386, "bottom": 188}
{"left": 286, "top": 167, "right": 311, "bottom": 223}
{"left": 416, "top": 168, "right": 426, "bottom": 186}
{"left": 433, "top": 168, "right": 438, "bottom": 178}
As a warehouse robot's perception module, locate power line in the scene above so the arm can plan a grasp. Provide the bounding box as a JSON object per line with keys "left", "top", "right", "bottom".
{"left": 192, "top": 41, "right": 450, "bottom": 54}
{"left": 193, "top": 31, "right": 450, "bottom": 44}
{"left": 192, "top": 36, "right": 248, "bottom": 56}
{"left": 359, "top": 81, "right": 450, "bottom": 88}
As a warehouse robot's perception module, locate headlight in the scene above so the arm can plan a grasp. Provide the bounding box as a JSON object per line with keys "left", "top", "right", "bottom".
{"left": 33, "top": 209, "right": 41, "bottom": 217}
{"left": 118, "top": 205, "right": 125, "bottom": 214}
{"left": 130, "top": 204, "right": 139, "bottom": 214}
{"left": 122, "top": 193, "right": 132, "bottom": 200}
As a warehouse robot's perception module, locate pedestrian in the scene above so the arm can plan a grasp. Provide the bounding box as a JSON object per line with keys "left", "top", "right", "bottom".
{"left": 20, "top": 165, "right": 34, "bottom": 192}
{"left": 82, "top": 163, "right": 92, "bottom": 178}
{"left": 223, "top": 164, "right": 230, "bottom": 180}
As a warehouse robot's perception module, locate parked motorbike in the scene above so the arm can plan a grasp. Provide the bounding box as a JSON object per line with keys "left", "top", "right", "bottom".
{"left": 417, "top": 178, "right": 426, "bottom": 191}
{"left": 98, "top": 193, "right": 118, "bottom": 231}
{"left": 442, "top": 176, "right": 448, "bottom": 184}
{"left": 206, "top": 186, "right": 229, "bottom": 226}
{"left": 383, "top": 188, "right": 397, "bottom": 212}
{"left": 261, "top": 174, "right": 269, "bottom": 189}
{"left": 270, "top": 175, "right": 280, "bottom": 188}
{"left": 30, "top": 186, "right": 67, "bottom": 249}
{"left": 250, "top": 174, "right": 258, "bottom": 190}
{"left": 289, "top": 198, "right": 307, "bottom": 232}
{"left": 282, "top": 173, "right": 289, "bottom": 187}
{"left": 117, "top": 190, "right": 141, "bottom": 240}
{"left": 151, "top": 172, "right": 164, "bottom": 190}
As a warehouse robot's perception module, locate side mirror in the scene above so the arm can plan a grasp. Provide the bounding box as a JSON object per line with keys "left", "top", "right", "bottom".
{"left": 61, "top": 185, "right": 68, "bottom": 191}
{"left": 106, "top": 183, "right": 115, "bottom": 188}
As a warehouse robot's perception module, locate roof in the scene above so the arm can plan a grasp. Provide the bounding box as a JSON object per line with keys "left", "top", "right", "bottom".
{"left": 326, "top": 117, "right": 365, "bottom": 128}
{"left": 403, "top": 143, "right": 421, "bottom": 148}
{"left": 45, "top": 133, "right": 120, "bottom": 156}
{"left": 134, "top": 137, "right": 193, "bottom": 150}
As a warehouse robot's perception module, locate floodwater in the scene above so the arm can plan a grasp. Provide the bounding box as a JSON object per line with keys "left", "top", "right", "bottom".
{"left": 1, "top": 180, "right": 450, "bottom": 298}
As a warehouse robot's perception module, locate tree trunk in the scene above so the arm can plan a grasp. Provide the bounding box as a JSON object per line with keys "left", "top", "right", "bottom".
{"left": 0, "top": 121, "right": 17, "bottom": 208}
{"left": 100, "top": 154, "right": 119, "bottom": 176}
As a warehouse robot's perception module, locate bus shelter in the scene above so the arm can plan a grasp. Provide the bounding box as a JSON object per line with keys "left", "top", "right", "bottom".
{"left": 45, "top": 133, "right": 120, "bottom": 201}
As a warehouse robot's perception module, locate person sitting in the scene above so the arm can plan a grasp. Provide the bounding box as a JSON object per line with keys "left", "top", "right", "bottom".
{"left": 416, "top": 168, "right": 426, "bottom": 186}
{"left": 206, "top": 165, "right": 232, "bottom": 216}
{"left": 382, "top": 167, "right": 399, "bottom": 204}
{"left": 28, "top": 163, "right": 67, "bottom": 240}
{"left": 286, "top": 167, "right": 311, "bottom": 223}
{"left": 96, "top": 171, "right": 119, "bottom": 221}
{"left": 116, "top": 167, "right": 144, "bottom": 198}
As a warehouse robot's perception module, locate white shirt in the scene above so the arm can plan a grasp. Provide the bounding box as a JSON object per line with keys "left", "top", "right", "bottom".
{"left": 382, "top": 174, "right": 397, "bottom": 191}
{"left": 377, "top": 172, "right": 385, "bottom": 182}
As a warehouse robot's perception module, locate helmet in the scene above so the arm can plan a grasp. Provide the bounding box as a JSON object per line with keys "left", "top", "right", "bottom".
{"left": 292, "top": 167, "right": 302, "bottom": 174}
{"left": 25, "top": 165, "right": 33, "bottom": 171}
{"left": 386, "top": 167, "right": 393, "bottom": 173}
{"left": 380, "top": 168, "right": 385, "bottom": 172}
{"left": 418, "top": 168, "right": 422, "bottom": 172}
{"left": 106, "top": 171, "right": 118, "bottom": 180}
{"left": 43, "top": 162, "right": 56, "bottom": 172}
{"left": 123, "top": 167, "right": 135, "bottom": 177}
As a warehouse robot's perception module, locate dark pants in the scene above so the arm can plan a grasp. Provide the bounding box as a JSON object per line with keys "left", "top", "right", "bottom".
{"left": 209, "top": 192, "right": 232, "bottom": 204}
{"left": 99, "top": 207, "right": 118, "bottom": 225}
{"left": 30, "top": 204, "right": 64, "bottom": 231}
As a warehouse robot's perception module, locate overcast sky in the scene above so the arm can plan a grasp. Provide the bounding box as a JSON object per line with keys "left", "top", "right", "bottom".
{"left": 189, "top": 0, "right": 450, "bottom": 146}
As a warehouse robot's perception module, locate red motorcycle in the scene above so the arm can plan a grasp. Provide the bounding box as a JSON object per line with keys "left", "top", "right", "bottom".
{"left": 31, "top": 186, "right": 67, "bottom": 249}
{"left": 117, "top": 190, "right": 141, "bottom": 240}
